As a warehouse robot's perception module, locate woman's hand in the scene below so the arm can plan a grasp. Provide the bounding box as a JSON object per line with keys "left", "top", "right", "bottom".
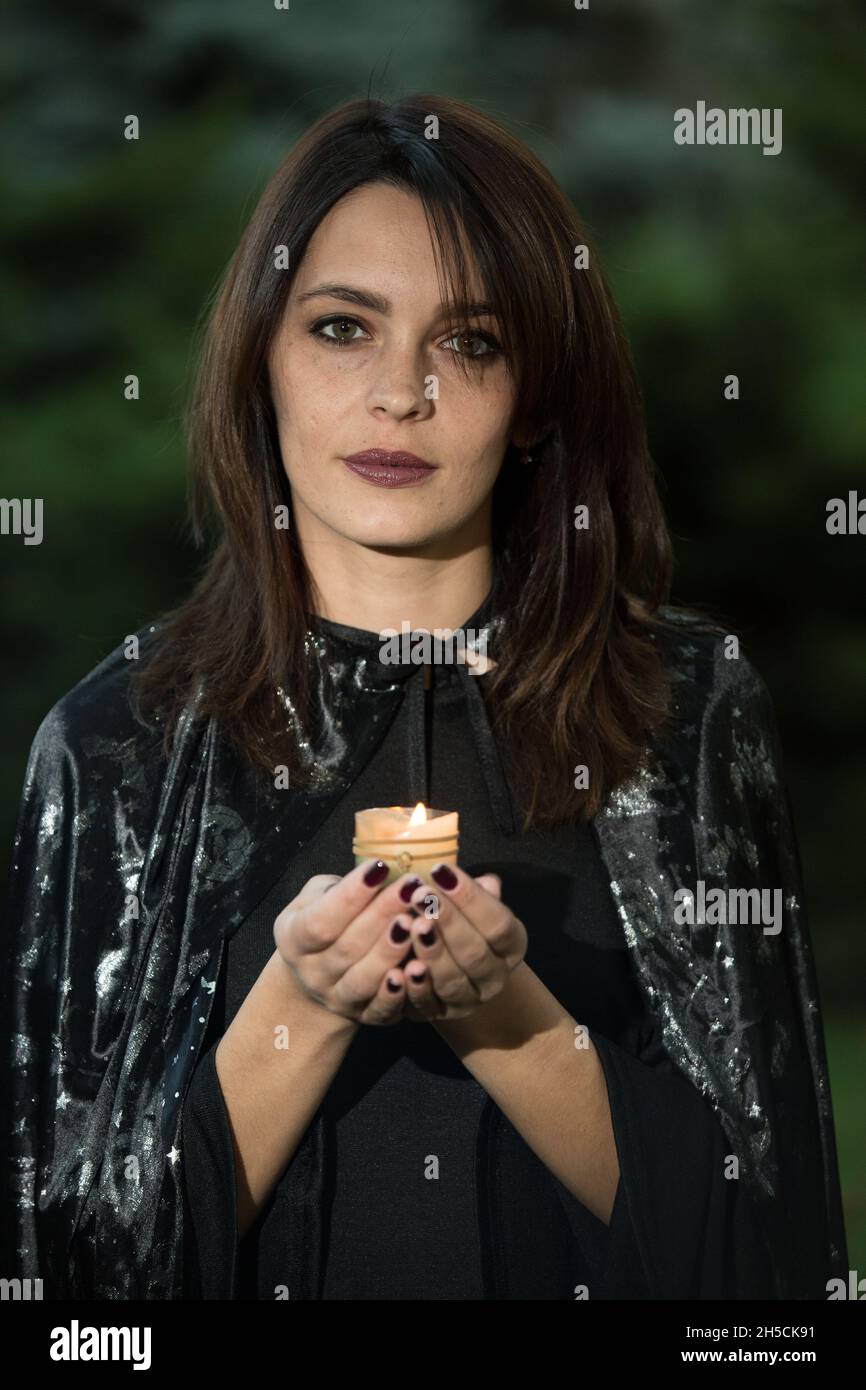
{"left": 399, "top": 865, "right": 528, "bottom": 1022}
{"left": 273, "top": 859, "right": 431, "bottom": 1027}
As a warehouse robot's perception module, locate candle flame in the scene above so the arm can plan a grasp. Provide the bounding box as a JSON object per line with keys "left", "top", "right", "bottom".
{"left": 408, "top": 801, "right": 428, "bottom": 825}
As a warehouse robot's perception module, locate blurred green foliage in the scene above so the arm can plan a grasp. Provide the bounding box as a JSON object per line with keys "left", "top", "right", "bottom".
{"left": 1, "top": 0, "right": 863, "bottom": 1269}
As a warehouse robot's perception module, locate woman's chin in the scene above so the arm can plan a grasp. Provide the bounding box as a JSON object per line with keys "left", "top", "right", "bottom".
{"left": 328, "top": 515, "right": 449, "bottom": 552}
{"left": 353, "top": 530, "right": 444, "bottom": 554}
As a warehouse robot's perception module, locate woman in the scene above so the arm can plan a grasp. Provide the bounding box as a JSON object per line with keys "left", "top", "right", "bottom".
{"left": 1, "top": 93, "right": 847, "bottom": 1300}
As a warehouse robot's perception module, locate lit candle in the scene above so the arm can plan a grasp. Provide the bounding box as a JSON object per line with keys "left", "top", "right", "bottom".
{"left": 353, "top": 802, "right": 459, "bottom": 886}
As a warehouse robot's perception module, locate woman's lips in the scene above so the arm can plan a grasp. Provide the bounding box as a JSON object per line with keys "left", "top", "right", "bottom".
{"left": 342, "top": 449, "right": 437, "bottom": 489}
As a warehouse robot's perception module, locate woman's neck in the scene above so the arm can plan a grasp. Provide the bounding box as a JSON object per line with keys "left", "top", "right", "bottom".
{"left": 304, "top": 544, "right": 495, "bottom": 637}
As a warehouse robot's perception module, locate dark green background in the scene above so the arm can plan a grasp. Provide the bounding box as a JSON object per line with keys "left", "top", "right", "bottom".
{"left": 2, "top": 0, "right": 863, "bottom": 1272}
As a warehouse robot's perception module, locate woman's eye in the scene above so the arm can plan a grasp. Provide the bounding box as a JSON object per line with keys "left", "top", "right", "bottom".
{"left": 442, "top": 329, "right": 501, "bottom": 359}
{"left": 311, "top": 316, "right": 367, "bottom": 347}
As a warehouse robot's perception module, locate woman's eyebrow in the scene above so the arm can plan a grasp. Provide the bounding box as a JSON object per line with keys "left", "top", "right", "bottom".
{"left": 294, "top": 282, "right": 497, "bottom": 318}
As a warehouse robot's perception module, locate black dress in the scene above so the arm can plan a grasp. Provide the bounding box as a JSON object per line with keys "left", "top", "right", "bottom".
{"left": 180, "top": 617, "right": 772, "bottom": 1300}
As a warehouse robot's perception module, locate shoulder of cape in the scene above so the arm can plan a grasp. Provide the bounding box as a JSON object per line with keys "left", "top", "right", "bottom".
{"left": 650, "top": 603, "right": 779, "bottom": 739}
{"left": 22, "top": 619, "right": 176, "bottom": 795}
{"left": 8, "top": 621, "right": 182, "bottom": 966}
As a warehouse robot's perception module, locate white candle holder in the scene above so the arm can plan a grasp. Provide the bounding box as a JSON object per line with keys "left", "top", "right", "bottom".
{"left": 353, "top": 805, "right": 459, "bottom": 885}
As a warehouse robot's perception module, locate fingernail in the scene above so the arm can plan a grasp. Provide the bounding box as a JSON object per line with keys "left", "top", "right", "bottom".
{"left": 386, "top": 976, "right": 402, "bottom": 993}
{"left": 390, "top": 921, "right": 410, "bottom": 944}
{"left": 364, "top": 860, "right": 388, "bottom": 886}
{"left": 431, "top": 863, "right": 458, "bottom": 890}
{"left": 419, "top": 925, "right": 436, "bottom": 947}
{"left": 399, "top": 876, "right": 423, "bottom": 903}
{"left": 408, "top": 969, "right": 427, "bottom": 984}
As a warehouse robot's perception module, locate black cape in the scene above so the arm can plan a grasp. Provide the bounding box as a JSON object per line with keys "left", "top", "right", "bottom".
{"left": 0, "top": 603, "right": 848, "bottom": 1298}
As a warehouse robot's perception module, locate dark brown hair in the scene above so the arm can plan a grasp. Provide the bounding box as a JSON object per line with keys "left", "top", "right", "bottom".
{"left": 132, "top": 91, "right": 713, "bottom": 828}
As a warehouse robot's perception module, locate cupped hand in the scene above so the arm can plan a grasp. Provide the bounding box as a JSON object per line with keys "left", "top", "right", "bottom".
{"left": 398, "top": 865, "right": 528, "bottom": 1022}
{"left": 273, "top": 859, "right": 441, "bottom": 1027}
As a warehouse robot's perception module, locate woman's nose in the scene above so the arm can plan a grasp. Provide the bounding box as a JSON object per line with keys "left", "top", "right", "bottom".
{"left": 365, "top": 345, "right": 434, "bottom": 419}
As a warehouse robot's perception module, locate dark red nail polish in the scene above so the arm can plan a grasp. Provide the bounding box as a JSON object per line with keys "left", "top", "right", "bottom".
{"left": 386, "top": 976, "right": 402, "bottom": 992}
{"left": 399, "top": 876, "right": 423, "bottom": 902}
{"left": 409, "top": 969, "right": 427, "bottom": 984}
{"left": 419, "top": 926, "right": 436, "bottom": 947}
{"left": 431, "top": 863, "right": 457, "bottom": 890}
{"left": 364, "top": 860, "right": 388, "bottom": 886}
{"left": 390, "top": 921, "right": 410, "bottom": 944}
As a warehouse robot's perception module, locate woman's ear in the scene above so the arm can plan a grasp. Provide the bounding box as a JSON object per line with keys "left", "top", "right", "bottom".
{"left": 510, "top": 422, "right": 554, "bottom": 454}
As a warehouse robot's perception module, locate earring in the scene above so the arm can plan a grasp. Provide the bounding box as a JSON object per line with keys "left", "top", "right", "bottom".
{"left": 521, "top": 449, "right": 534, "bottom": 466}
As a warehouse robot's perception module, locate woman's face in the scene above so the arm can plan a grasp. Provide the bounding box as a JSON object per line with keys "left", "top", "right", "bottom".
{"left": 266, "top": 181, "right": 520, "bottom": 556}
